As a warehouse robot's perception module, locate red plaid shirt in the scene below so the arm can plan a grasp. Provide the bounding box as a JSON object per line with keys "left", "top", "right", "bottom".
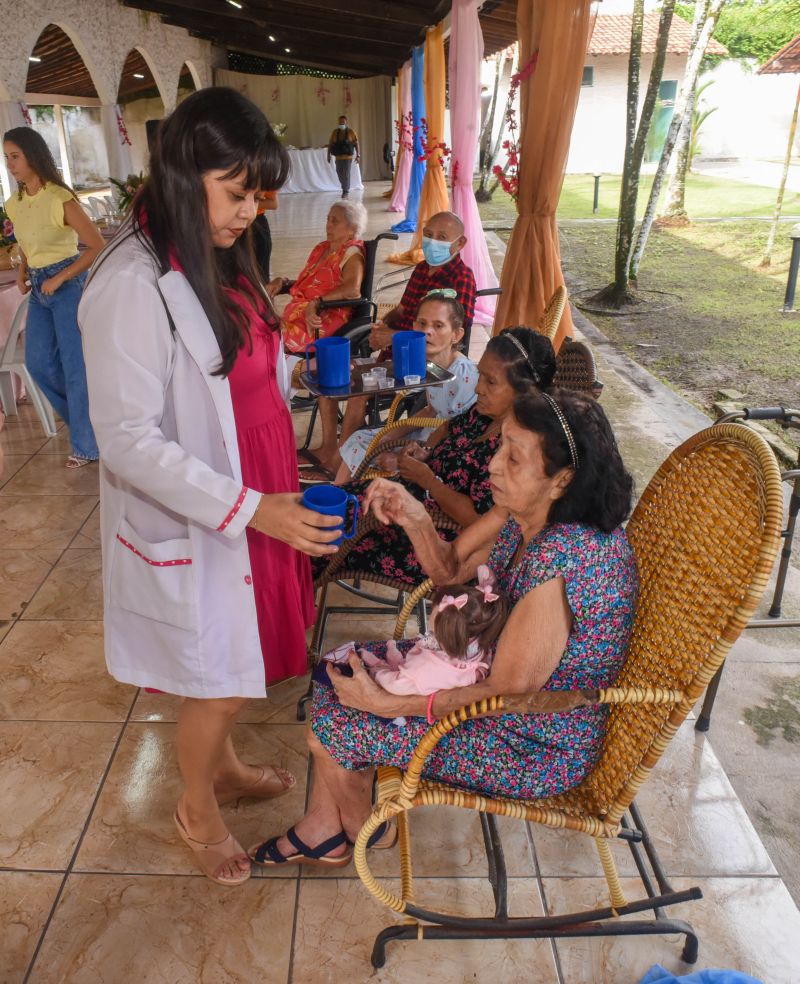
{"left": 395, "top": 254, "right": 477, "bottom": 332}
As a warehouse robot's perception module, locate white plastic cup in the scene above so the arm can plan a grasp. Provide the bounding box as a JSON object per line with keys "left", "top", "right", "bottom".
{"left": 403, "top": 374, "right": 421, "bottom": 386}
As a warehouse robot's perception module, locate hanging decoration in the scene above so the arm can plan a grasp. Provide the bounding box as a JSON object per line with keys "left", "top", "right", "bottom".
{"left": 271, "top": 86, "right": 280, "bottom": 103}
{"left": 343, "top": 83, "right": 353, "bottom": 108}
{"left": 19, "top": 102, "right": 32, "bottom": 126}
{"left": 491, "top": 53, "right": 538, "bottom": 202}
{"left": 315, "top": 81, "right": 331, "bottom": 105}
{"left": 115, "top": 106, "right": 132, "bottom": 147}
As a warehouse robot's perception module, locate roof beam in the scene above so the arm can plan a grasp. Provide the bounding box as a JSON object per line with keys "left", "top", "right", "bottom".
{"left": 124, "top": 0, "right": 431, "bottom": 28}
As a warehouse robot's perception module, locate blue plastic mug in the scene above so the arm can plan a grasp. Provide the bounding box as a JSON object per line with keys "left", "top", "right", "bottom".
{"left": 305, "top": 336, "right": 351, "bottom": 390}
{"left": 301, "top": 484, "right": 359, "bottom": 546}
{"left": 391, "top": 330, "right": 427, "bottom": 382}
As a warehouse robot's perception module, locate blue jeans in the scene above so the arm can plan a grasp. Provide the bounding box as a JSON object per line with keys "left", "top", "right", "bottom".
{"left": 26, "top": 255, "right": 98, "bottom": 459}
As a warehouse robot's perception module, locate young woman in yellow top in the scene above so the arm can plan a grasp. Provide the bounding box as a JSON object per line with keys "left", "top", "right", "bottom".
{"left": 3, "top": 127, "right": 104, "bottom": 467}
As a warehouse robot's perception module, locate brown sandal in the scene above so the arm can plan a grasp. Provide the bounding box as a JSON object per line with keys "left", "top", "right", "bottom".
{"left": 173, "top": 810, "right": 251, "bottom": 886}
{"left": 215, "top": 765, "right": 296, "bottom": 806}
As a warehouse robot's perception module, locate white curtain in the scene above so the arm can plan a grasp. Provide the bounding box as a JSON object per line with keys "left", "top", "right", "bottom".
{"left": 0, "top": 101, "right": 29, "bottom": 201}
{"left": 214, "top": 69, "right": 392, "bottom": 182}
{"left": 101, "top": 104, "right": 135, "bottom": 195}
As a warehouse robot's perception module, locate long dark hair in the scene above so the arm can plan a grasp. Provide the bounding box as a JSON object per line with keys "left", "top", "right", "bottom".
{"left": 133, "top": 87, "right": 290, "bottom": 376}
{"left": 486, "top": 327, "right": 557, "bottom": 392}
{"left": 3, "top": 127, "right": 77, "bottom": 201}
{"left": 513, "top": 388, "right": 634, "bottom": 533}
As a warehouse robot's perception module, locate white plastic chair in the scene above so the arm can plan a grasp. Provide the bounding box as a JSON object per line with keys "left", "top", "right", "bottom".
{"left": 0, "top": 295, "right": 58, "bottom": 437}
{"left": 87, "top": 195, "right": 111, "bottom": 218}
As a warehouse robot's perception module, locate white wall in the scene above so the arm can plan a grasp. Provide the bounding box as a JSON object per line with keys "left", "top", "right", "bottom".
{"left": 566, "top": 52, "right": 688, "bottom": 173}
{"left": 697, "top": 59, "right": 800, "bottom": 161}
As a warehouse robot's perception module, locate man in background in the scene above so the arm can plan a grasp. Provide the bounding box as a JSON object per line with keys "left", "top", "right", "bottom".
{"left": 327, "top": 115, "right": 360, "bottom": 198}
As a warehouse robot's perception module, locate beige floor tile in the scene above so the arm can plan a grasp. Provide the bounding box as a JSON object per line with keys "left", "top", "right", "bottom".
{"left": 0, "top": 721, "right": 120, "bottom": 869}
{"left": 0, "top": 871, "right": 62, "bottom": 982}
{"left": 533, "top": 720, "right": 776, "bottom": 879}
{"left": 130, "top": 674, "right": 311, "bottom": 724}
{"left": 0, "top": 495, "right": 96, "bottom": 551}
{"left": 0, "top": 455, "right": 99, "bottom": 497}
{"left": 304, "top": 807, "right": 536, "bottom": 881}
{"left": 0, "top": 452, "right": 31, "bottom": 487}
{"left": 75, "top": 722, "right": 308, "bottom": 877}
{"left": 0, "top": 549, "right": 56, "bottom": 622}
{"left": 69, "top": 503, "right": 100, "bottom": 548}
{"left": 543, "top": 875, "right": 800, "bottom": 984}
{"left": 23, "top": 550, "right": 103, "bottom": 621}
{"left": 28, "top": 873, "right": 296, "bottom": 984}
{"left": 291, "top": 877, "right": 559, "bottom": 983}
{"left": 0, "top": 423, "right": 48, "bottom": 456}
{"left": 0, "top": 620, "right": 133, "bottom": 722}
{"left": 38, "top": 429, "right": 74, "bottom": 454}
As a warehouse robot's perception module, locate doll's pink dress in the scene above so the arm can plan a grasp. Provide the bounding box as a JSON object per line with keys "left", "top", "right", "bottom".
{"left": 360, "top": 634, "right": 490, "bottom": 696}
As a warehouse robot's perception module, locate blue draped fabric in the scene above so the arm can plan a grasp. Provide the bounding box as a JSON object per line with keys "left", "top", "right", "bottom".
{"left": 391, "top": 44, "right": 426, "bottom": 234}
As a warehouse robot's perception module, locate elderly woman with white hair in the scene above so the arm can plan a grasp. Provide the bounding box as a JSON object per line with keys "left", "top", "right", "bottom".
{"left": 271, "top": 199, "right": 366, "bottom": 354}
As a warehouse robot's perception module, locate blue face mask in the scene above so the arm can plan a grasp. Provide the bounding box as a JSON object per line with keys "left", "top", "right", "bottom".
{"left": 422, "top": 236, "right": 455, "bottom": 267}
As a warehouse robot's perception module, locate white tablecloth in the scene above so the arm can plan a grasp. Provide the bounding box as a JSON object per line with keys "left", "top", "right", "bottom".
{"left": 283, "top": 148, "right": 363, "bottom": 194}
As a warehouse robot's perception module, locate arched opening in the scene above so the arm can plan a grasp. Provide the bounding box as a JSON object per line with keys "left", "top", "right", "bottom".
{"left": 24, "top": 24, "right": 107, "bottom": 192}
{"left": 176, "top": 63, "right": 198, "bottom": 106}
{"left": 117, "top": 49, "right": 165, "bottom": 175}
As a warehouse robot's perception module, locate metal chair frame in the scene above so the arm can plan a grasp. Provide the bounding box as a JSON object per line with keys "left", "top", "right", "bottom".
{"left": 696, "top": 405, "right": 800, "bottom": 731}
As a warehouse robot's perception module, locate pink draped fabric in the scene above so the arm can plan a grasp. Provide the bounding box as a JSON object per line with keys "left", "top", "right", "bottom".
{"left": 449, "top": 0, "right": 498, "bottom": 326}
{"left": 388, "top": 61, "right": 412, "bottom": 213}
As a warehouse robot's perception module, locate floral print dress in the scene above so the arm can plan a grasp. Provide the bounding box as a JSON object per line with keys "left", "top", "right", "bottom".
{"left": 316, "top": 404, "right": 499, "bottom": 584}
{"left": 310, "top": 519, "right": 638, "bottom": 800}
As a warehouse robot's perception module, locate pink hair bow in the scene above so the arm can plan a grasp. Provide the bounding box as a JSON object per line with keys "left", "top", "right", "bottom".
{"left": 437, "top": 593, "right": 468, "bottom": 613}
{"left": 476, "top": 564, "right": 499, "bottom": 603}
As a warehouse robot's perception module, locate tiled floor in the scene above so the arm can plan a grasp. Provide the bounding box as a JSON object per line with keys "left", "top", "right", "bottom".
{"left": 2, "top": 183, "right": 799, "bottom": 983}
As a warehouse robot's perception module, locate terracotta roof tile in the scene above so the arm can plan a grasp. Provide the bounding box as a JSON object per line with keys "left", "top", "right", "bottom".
{"left": 758, "top": 33, "right": 800, "bottom": 74}
{"left": 588, "top": 13, "right": 728, "bottom": 58}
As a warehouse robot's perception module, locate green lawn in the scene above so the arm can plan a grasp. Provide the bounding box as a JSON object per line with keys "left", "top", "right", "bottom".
{"left": 476, "top": 173, "right": 800, "bottom": 224}
{"left": 558, "top": 220, "right": 800, "bottom": 413}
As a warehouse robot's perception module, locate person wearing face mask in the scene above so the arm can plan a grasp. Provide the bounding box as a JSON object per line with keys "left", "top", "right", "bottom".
{"left": 298, "top": 211, "right": 478, "bottom": 483}
{"left": 327, "top": 115, "right": 360, "bottom": 199}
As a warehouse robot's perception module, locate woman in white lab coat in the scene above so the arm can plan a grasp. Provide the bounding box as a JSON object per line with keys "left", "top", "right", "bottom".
{"left": 79, "top": 88, "right": 340, "bottom": 886}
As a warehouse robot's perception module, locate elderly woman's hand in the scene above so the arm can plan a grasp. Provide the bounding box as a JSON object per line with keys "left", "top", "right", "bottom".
{"left": 397, "top": 449, "right": 434, "bottom": 490}
{"left": 402, "top": 441, "right": 431, "bottom": 462}
{"left": 364, "top": 478, "right": 429, "bottom": 529}
{"left": 369, "top": 320, "right": 394, "bottom": 350}
{"left": 328, "top": 653, "right": 394, "bottom": 714}
{"left": 305, "top": 302, "right": 322, "bottom": 331}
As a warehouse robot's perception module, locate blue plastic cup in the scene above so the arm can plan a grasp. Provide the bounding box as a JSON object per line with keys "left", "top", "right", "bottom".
{"left": 391, "top": 330, "right": 427, "bottom": 382}
{"left": 301, "top": 484, "right": 359, "bottom": 546}
{"left": 305, "top": 336, "right": 351, "bottom": 390}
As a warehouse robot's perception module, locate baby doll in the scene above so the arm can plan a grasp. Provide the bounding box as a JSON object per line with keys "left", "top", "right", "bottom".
{"left": 359, "top": 566, "right": 510, "bottom": 704}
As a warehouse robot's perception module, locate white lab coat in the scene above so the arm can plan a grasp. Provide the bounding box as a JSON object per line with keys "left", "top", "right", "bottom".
{"left": 79, "top": 234, "right": 291, "bottom": 698}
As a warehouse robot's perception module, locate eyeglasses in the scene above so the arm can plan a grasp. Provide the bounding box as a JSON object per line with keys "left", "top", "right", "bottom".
{"left": 423, "top": 288, "right": 457, "bottom": 300}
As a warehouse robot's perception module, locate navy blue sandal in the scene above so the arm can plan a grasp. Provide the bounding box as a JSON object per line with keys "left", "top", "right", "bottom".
{"left": 248, "top": 826, "right": 352, "bottom": 868}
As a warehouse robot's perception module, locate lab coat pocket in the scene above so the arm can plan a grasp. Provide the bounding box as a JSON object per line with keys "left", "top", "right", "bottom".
{"left": 110, "top": 517, "right": 197, "bottom": 630}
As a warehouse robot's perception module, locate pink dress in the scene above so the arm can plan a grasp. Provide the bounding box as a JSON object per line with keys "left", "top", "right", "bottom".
{"left": 228, "top": 289, "right": 315, "bottom": 683}
{"left": 360, "top": 634, "right": 491, "bottom": 696}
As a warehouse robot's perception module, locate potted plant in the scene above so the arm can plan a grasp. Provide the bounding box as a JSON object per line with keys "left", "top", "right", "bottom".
{"left": 109, "top": 172, "right": 146, "bottom": 213}
{"left": 0, "top": 204, "right": 17, "bottom": 271}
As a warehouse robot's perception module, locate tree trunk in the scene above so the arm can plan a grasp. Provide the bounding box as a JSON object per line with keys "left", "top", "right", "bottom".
{"left": 662, "top": 77, "right": 699, "bottom": 223}
{"left": 600, "top": 0, "right": 645, "bottom": 305}
{"left": 630, "top": 0, "right": 727, "bottom": 281}
{"left": 591, "top": 0, "right": 676, "bottom": 306}
{"left": 761, "top": 79, "right": 800, "bottom": 267}
{"left": 475, "top": 48, "right": 514, "bottom": 202}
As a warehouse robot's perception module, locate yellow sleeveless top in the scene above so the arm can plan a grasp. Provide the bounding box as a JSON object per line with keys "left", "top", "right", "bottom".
{"left": 4, "top": 183, "right": 79, "bottom": 268}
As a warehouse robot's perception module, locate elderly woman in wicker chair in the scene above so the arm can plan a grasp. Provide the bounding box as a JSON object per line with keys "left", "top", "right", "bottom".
{"left": 312, "top": 327, "right": 557, "bottom": 586}
{"left": 249, "top": 389, "right": 638, "bottom": 867}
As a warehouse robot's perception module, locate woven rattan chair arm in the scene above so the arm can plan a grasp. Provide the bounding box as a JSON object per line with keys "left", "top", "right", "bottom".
{"left": 393, "top": 578, "right": 435, "bottom": 639}
{"left": 290, "top": 362, "right": 306, "bottom": 389}
{"left": 358, "top": 417, "right": 448, "bottom": 478}
{"left": 386, "top": 391, "right": 405, "bottom": 425}
{"left": 313, "top": 512, "right": 384, "bottom": 587}
{"left": 499, "top": 686, "right": 685, "bottom": 714}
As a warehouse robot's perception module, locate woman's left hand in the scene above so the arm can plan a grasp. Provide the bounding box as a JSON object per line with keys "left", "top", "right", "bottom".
{"left": 305, "top": 303, "right": 322, "bottom": 330}
{"left": 328, "top": 653, "right": 392, "bottom": 714}
{"left": 40, "top": 275, "right": 65, "bottom": 296}
{"left": 397, "top": 451, "right": 433, "bottom": 489}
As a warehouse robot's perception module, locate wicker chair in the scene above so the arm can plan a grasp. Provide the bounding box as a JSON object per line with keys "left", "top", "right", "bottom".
{"left": 553, "top": 337, "right": 603, "bottom": 398}
{"left": 352, "top": 423, "right": 784, "bottom": 968}
{"left": 536, "top": 285, "right": 568, "bottom": 342}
